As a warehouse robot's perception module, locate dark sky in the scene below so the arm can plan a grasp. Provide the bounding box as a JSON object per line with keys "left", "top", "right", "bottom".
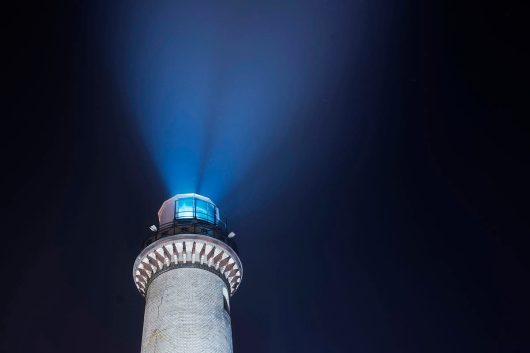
{"left": 2, "top": 1, "right": 528, "bottom": 353}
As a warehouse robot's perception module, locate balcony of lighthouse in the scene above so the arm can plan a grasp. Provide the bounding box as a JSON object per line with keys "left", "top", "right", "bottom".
{"left": 143, "top": 193, "right": 237, "bottom": 252}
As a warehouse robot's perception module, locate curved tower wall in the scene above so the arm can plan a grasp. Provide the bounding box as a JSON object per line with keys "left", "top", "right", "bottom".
{"left": 134, "top": 234, "right": 242, "bottom": 353}
{"left": 141, "top": 268, "right": 233, "bottom": 353}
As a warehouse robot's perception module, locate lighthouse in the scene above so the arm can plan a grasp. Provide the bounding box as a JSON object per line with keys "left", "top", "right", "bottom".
{"left": 133, "top": 193, "right": 243, "bottom": 353}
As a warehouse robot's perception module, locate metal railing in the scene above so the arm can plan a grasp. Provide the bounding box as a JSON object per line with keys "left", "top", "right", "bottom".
{"left": 142, "top": 217, "right": 229, "bottom": 249}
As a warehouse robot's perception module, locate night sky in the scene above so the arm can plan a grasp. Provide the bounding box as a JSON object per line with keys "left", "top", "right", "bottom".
{"left": 2, "top": 1, "right": 528, "bottom": 353}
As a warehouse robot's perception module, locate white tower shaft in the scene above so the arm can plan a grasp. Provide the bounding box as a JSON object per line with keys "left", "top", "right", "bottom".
{"left": 141, "top": 268, "right": 233, "bottom": 353}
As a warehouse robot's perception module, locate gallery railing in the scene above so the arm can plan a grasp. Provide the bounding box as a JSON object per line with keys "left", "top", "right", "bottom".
{"left": 142, "top": 217, "right": 231, "bottom": 250}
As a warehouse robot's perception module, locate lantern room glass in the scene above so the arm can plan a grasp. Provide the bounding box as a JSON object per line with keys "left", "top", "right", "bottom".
{"left": 176, "top": 197, "right": 194, "bottom": 219}
{"left": 175, "top": 196, "right": 216, "bottom": 224}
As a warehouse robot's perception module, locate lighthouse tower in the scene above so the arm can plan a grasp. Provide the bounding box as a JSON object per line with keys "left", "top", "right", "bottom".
{"left": 133, "top": 193, "right": 243, "bottom": 353}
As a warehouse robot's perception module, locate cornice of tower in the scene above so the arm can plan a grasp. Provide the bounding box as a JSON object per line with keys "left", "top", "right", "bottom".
{"left": 133, "top": 234, "right": 243, "bottom": 297}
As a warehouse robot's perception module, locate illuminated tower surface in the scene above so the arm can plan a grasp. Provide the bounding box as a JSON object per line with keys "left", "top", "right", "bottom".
{"left": 133, "top": 193, "right": 243, "bottom": 353}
